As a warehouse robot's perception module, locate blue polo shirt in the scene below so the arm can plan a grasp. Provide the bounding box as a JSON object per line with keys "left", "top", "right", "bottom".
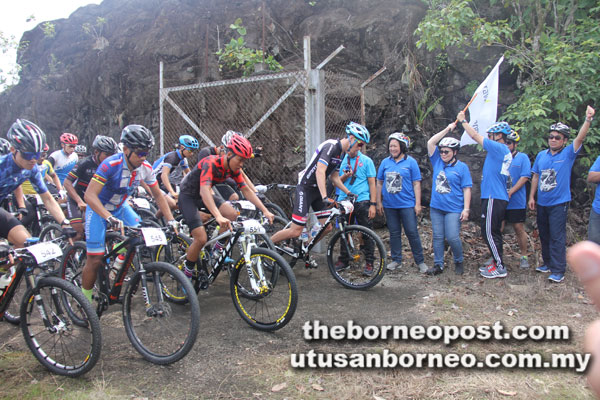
{"left": 429, "top": 148, "right": 473, "bottom": 213}
{"left": 376, "top": 155, "right": 421, "bottom": 208}
{"left": 532, "top": 143, "right": 580, "bottom": 206}
{"left": 481, "top": 138, "right": 512, "bottom": 201}
{"left": 337, "top": 151, "right": 376, "bottom": 202}
{"left": 507, "top": 151, "right": 531, "bottom": 210}
{"left": 591, "top": 156, "right": 600, "bottom": 214}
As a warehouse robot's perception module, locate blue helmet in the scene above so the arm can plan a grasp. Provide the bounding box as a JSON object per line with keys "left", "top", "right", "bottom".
{"left": 487, "top": 122, "right": 512, "bottom": 136}
{"left": 179, "top": 134, "right": 199, "bottom": 150}
{"left": 345, "top": 122, "right": 370, "bottom": 143}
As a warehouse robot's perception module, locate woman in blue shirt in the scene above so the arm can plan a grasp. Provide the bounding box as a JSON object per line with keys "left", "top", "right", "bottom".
{"left": 426, "top": 123, "right": 472, "bottom": 275}
{"left": 376, "top": 133, "right": 429, "bottom": 273}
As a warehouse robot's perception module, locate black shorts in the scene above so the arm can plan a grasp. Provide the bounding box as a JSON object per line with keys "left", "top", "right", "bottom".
{"left": 0, "top": 207, "right": 22, "bottom": 238}
{"left": 291, "top": 185, "right": 330, "bottom": 226}
{"left": 214, "top": 183, "right": 236, "bottom": 201}
{"left": 178, "top": 192, "right": 226, "bottom": 232}
{"left": 66, "top": 197, "right": 84, "bottom": 223}
{"left": 504, "top": 208, "right": 526, "bottom": 223}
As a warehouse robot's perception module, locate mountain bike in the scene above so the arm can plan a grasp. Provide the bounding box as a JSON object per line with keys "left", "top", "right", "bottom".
{"left": 0, "top": 235, "right": 101, "bottom": 377}
{"left": 60, "top": 225, "right": 200, "bottom": 365}
{"left": 159, "top": 213, "right": 298, "bottom": 332}
{"left": 272, "top": 194, "right": 387, "bottom": 290}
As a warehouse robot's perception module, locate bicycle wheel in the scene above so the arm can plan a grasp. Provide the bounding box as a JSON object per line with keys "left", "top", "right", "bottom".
{"left": 267, "top": 216, "right": 300, "bottom": 268}
{"left": 155, "top": 233, "right": 193, "bottom": 303}
{"left": 265, "top": 202, "right": 287, "bottom": 220}
{"left": 39, "top": 223, "right": 63, "bottom": 242}
{"left": 327, "top": 225, "right": 386, "bottom": 290}
{"left": 230, "top": 248, "right": 297, "bottom": 331}
{"left": 123, "top": 261, "right": 200, "bottom": 364}
{"left": 20, "top": 276, "right": 102, "bottom": 377}
{"left": 3, "top": 272, "right": 25, "bottom": 325}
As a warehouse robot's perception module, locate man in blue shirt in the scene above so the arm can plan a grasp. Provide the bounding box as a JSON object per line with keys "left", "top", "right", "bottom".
{"left": 529, "top": 105, "right": 595, "bottom": 282}
{"left": 457, "top": 111, "right": 512, "bottom": 278}
{"left": 588, "top": 156, "right": 600, "bottom": 244}
{"left": 336, "top": 125, "right": 377, "bottom": 275}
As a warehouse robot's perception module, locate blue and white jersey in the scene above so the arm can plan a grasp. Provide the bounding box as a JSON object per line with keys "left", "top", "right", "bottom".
{"left": 429, "top": 148, "right": 472, "bottom": 213}
{"left": 0, "top": 154, "right": 47, "bottom": 202}
{"left": 376, "top": 154, "right": 421, "bottom": 208}
{"left": 49, "top": 149, "right": 78, "bottom": 184}
{"left": 532, "top": 143, "right": 580, "bottom": 206}
{"left": 481, "top": 138, "right": 512, "bottom": 201}
{"left": 152, "top": 149, "right": 189, "bottom": 186}
{"left": 91, "top": 153, "right": 157, "bottom": 211}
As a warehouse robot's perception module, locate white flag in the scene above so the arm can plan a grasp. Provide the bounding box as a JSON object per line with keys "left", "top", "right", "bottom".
{"left": 460, "top": 56, "right": 504, "bottom": 146}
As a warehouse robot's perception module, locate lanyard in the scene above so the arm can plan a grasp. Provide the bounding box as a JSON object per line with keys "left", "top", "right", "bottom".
{"left": 347, "top": 154, "right": 360, "bottom": 185}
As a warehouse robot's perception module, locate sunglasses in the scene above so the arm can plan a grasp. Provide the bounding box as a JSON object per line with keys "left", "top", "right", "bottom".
{"left": 357, "top": 142, "right": 364, "bottom": 148}
{"left": 134, "top": 149, "right": 150, "bottom": 157}
{"left": 65, "top": 144, "right": 76, "bottom": 148}
{"left": 505, "top": 141, "right": 515, "bottom": 145}
{"left": 439, "top": 149, "right": 452, "bottom": 155}
{"left": 548, "top": 135, "right": 564, "bottom": 141}
{"left": 20, "top": 151, "right": 43, "bottom": 160}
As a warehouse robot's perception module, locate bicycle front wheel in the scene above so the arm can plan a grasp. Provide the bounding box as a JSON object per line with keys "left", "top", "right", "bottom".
{"left": 123, "top": 261, "right": 200, "bottom": 365}
{"left": 230, "top": 248, "right": 297, "bottom": 331}
{"left": 20, "top": 276, "right": 102, "bottom": 377}
{"left": 327, "top": 225, "right": 386, "bottom": 290}
{"left": 155, "top": 233, "right": 194, "bottom": 302}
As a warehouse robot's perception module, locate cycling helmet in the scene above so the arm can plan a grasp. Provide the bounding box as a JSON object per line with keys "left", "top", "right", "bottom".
{"left": 92, "top": 135, "right": 118, "bottom": 154}
{"left": 438, "top": 137, "right": 460, "bottom": 150}
{"left": 549, "top": 122, "right": 570, "bottom": 138}
{"left": 60, "top": 132, "right": 78, "bottom": 145}
{"left": 388, "top": 132, "right": 411, "bottom": 150}
{"left": 42, "top": 143, "right": 49, "bottom": 152}
{"left": 0, "top": 138, "right": 11, "bottom": 155}
{"left": 179, "top": 134, "right": 199, "bottom": 150}
{"left": 7, "top": 119, "right": 47, "bottom": 153}
{"left": 487, "top": 122, "right": 512, "bottom": 136}
{"left": 117, "top": 142, "right": 124, "bottom": 153}
{"left": 345, "top": 122, "right": 370, "bottom": 143}
{"left": 75, "top": 144, "right": 87, "bottom": 154}
{"left": 120, "top": 124, "right": 155, "bottom": 149}
{"left": 221, "top": 130, "right": 238, "bottom": 147}
{"left": 506, "top": 130, "right": 520, "bottom": 143}
{"left": 226, "top": 134, "right": 253, "bottom": 159}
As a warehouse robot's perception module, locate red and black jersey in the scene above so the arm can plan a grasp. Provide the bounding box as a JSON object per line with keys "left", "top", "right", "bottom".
{"left": 179, "top": 155, "right": 246, "bottom": 198}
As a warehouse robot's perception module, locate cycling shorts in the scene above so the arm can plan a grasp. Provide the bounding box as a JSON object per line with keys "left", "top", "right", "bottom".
{"left": 291, "top": 184, "right": 330, "bottom": 226}
{"left": 178, "top": 191, "right": 225, "bottom": 232}
{"left": 85, "top": 203, "right": 140, "bottom": 254}
{"left": 0, "top": 208, "right": 22, "bottom": 238}
{"left": 66, "top": 197, "right": 84, "bottom": 223}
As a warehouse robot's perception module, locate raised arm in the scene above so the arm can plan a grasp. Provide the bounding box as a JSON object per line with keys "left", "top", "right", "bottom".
{"left": 427, "top": 122, "right": 457, "bottom": 156}
{"left": 457, "top": 110, "right": 484, "bottom": 146}
{"left": 573, "top": 105, "right": 596, "bottom": 151}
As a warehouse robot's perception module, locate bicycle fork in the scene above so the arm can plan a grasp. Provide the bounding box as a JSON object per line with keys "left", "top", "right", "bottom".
{"left": 240, "top": 235, "right": 269, "bottom": 295}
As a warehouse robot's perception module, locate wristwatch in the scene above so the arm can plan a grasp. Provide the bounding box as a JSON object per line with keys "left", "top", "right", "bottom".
{"left": 61, "top": 219, "right": 71, "bottom": 226}
{"left": 369, "top": 202, "right": 377, "bottom": 206}
{"left": 460, "top": 119, "right": 468, "bottom": 124}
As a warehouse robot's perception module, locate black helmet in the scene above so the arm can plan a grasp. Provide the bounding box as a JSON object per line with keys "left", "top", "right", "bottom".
{"left": 7, "top": 119, "right": 46, "bottom": 153}
{"left": 92, "top": 135, "right": 118, "bottom": 154}
{"left": 120, "top": 125, "right": 155, "bottom": 149}
{"left": 0, "top": 138, "right": 11, "bottom": 155}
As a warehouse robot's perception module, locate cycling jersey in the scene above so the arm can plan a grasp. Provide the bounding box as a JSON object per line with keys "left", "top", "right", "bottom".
{"left": 91, "top": 153, "right": 157, "bottom": 211}
{"left": 531, "top": 143, "right": 580, "bottom": 206}
{"left": 179, "top": 155, "right": 245, "bottom": 198}
{"left": 65, "top": 155, "right": 99, "bottom": 198}
{"left": 298, "top": 139, "right": 343, "bottom": 187}
{"left": 429, "top": 148, "right": 472, "bottom": 213}
{"left": 22, "top": 159, "right": 54, "bottom": 195}
{"left": 197, "top": 146, "right": 218, "bottom": 161}
{"left": 152, "top": 149, "right": 189, "bottom": 188}
{"left": 48, "top": 149, "right": 78, "bottom": 184}
{"left": 376, "top": 154, "right": 421, "bottom": 208}
{"left": 481, "top": 138, "right": 512, "bottom": 201}
{"left": 506, "top": 151, "right": 531, "bottom": 210}
{"left": 0, "top": 154, "right": 48, "bottom": 202}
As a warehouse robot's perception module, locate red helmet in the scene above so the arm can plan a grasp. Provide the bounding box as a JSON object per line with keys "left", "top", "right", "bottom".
{"left": 60, "top": 132, "right": 78, "bottom": 145}
{"left": 42, "top": 143, "right": 49, "bottom": 152}
{"left": 226, "top": 134, "right": 253, "bottom": 159}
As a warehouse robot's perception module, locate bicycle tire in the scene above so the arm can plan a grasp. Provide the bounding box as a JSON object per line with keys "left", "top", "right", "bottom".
{"left": 265, "top": 202, "right": 287, "bottom": 220}
{"left": 327, "top": 224, "right": 386, "bottom": 290}
{"left": 230, "top": 248, "right": 297, "bottom": 331}
{"left": 20, "top": 276, "right": 102, "bottom": 377}
{"left": 155, "top": 233, "right": 193, "bottom": 303}
{"left": 38, "top": 223, "right": 63, "bottom": 242}
{"left": 2, "top": 273, "right": 25, "bottom": 325}
{"left": 123, "top": 261, "right": 200, "bottom": 364}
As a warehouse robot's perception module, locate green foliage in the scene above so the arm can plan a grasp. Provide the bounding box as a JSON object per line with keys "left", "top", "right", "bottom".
{"left": 0, "top": 31, "right": 25, "bottom": 91}
{"left": 41, "top": 22, "right": 55, "bottom": 38}
{"left": 416, "top": 87, "right": 443, "bottom": 128}
{"left": 415, "top": 0, "right": 600, "bottom": 167}
{"left": 215, "top": 18, "right": 283, "bottom": 76}
{"left": 82, "top": 17, "right": 107, "bottom": 39}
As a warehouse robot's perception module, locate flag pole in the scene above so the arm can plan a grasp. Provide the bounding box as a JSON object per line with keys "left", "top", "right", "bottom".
{"left": 454, "top": 93, "right": 478, "bottom": 124}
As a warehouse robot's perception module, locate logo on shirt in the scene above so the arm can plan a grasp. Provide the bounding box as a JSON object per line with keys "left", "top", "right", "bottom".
{"left": 435, "top": 171, "right": 451, "bottom": 194}
{"left": 501, "top": 153, "right": 512, "bottom": 177}
{"left": 385, "top": 172, "right": 402, "bottom": 194}
{"left": 540, "top": 169, "right": 557, "bottom": 192}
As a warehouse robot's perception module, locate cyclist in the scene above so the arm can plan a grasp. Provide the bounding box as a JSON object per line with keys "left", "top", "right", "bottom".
{"left": 75, "top": 144, "right": 87, "bottom": 160}
{"left": 152, "top": 134, "right": 199, "bottom": 214}
{"left": 49, "top": 132, "right": 79, "bottom": 184}
{"left": 178, "top": 133, "right": 274, "bottom": 286}
{"left": 0, "top": 119, "right": 74, "bottom": 248}
{"left": 79, "top": 125, "right": 177, "bottom": 303}
{"left": 270, "top": 122, "right": 360, "bottom": 247}
{"left": 64, "top": 135, "right": 118, "bottom": 240}
{"left": 458, "top": 111, "right": 513, "bottom": 279}
{"left": 0, "top": 138, "right": 10, "bottom": 156}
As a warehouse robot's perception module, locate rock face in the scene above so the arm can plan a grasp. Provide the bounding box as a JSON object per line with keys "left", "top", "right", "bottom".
{"left": 0, "top": 0, "right": 520, "bottom": 218}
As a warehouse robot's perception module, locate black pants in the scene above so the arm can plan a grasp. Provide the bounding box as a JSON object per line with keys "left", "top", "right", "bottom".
{"left": 480, "top": 198, "right": 508, "bottom": 269}
{"left": 339, "top": 200, "right": 374, "bottom": 263}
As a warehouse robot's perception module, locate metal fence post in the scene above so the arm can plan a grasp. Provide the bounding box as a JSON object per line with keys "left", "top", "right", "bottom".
{"left": 159, "top": 61, "right": 164, "bottom": 156}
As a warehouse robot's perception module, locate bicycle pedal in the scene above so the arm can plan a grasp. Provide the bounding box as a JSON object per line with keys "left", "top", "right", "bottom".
{"left": 305, "top": 259, "right": 318, "bottom": 269}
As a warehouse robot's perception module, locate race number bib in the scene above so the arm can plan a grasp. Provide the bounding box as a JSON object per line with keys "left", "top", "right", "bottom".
{"left": 141, "top": 228, "right": 167, "bottom": 246}
{"left": 27, "top": 242, "right": 62, "bottom": 264}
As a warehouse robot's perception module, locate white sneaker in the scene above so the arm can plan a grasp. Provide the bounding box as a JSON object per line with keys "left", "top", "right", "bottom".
{"left": 386, "top": 261, "right": 401, "bottom": 271}
{"left": 417, "top": 262, "right": 429, "bottom": 273}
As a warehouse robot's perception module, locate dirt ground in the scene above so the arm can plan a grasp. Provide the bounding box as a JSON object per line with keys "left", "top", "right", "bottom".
{"left": 0, "top": 222, "right": 598, "bottom": 399}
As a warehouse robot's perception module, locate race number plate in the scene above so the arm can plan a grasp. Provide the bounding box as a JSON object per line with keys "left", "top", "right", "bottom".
{"left": 142, "top": 228, "right": 167, "bottom": 246}
{"left": 237, "top": 200, "right": 256, "bottom": 210}
{"left": 132, "top": 198, "right": 151, "bottom": 209}
{"left": 242, "top": 219, "right": 266, "bottom": 235}
{"left": 27, "top": 242, "right": 62, "bottom": 263}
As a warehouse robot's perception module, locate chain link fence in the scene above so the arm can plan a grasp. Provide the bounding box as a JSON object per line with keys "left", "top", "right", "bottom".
{"left": 323, "top": 71, "right": 363, "bottom": 139}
